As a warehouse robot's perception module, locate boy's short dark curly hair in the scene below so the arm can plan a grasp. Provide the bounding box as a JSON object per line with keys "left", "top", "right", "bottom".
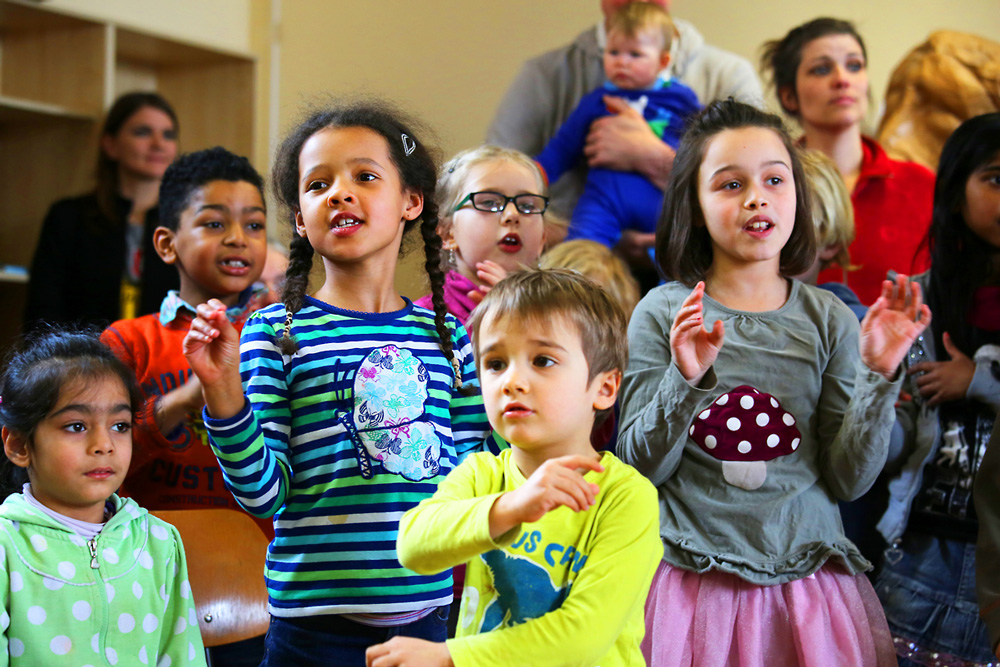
{"left": 158, "top": 146, "right": 265, "bottom": 231}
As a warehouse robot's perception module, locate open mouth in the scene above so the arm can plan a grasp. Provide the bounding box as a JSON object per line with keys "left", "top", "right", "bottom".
{"left": 220, "top": 257, "right": 251, "bottom": 275}
{"left": 333, "top": 217, "right": 361, "bottom": 229}
{"left": 498, "top": 233, "right": 522, "bottom": 253}
{"left": 743, "top": 216, "right": 774, "bottom": 234}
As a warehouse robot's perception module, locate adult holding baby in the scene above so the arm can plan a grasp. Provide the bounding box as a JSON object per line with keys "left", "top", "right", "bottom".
{"left": 487, "top": 0, "right": 761, "bottom": 225}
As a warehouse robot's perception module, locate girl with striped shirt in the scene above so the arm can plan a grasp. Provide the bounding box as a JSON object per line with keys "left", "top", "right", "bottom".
{"left": 183, "top": 102, "right": 495, "bottom": 666}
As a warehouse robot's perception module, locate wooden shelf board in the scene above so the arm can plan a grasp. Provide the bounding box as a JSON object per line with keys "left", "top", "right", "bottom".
{"left": 0, "top": 96, "right": 98, "bottom": 123}
{"left": 116, "top": 27, "right": 253, "bottom": 68}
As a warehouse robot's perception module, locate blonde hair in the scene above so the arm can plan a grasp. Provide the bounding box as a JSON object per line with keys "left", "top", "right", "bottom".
{"left": 606, "top": 2, "right": 675, "bottom": 51}
{"left": 436, "top": 145, "right": 550, "bottom": 269}
{"left": 539, "top": 240, "right": 640, "bottom": 319}
{"left": 799, "top": 149, "right": 855, "bottom": 269}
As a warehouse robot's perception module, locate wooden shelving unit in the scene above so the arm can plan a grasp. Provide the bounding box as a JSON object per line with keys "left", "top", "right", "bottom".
{"left": 0, "top": 0, "right": 256, "bottom": 349}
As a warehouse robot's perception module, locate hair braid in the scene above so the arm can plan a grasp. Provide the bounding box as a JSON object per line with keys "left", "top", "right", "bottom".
{"left": 420, "top": 199, "right": 469, "bottom": 393}
{"left": 276, "top": 233, "right": 314, "bottom": 355}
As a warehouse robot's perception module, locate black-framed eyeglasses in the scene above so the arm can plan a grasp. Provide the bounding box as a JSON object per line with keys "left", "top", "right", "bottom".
{"left": 454, "top": 191, "right": 549, "bottom": 215}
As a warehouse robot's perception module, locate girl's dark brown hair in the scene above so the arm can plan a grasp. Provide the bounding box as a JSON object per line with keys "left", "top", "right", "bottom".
{"left": 655, "top": 99, "right": 816, "bottom": 285}
{"left": 96, "top": 92, "right": 179, "bottom": 224}
{"left": 760, "top": 18, "right": 867, "bottom": 117}
{"left": 0, "top": 328, "right": 142, "bottom": 497}
{"left": 924, "top": 112, "right": 1000, "bottom": 359}
{"left": 271, "top": 101, "right": 467, "bottom": 389}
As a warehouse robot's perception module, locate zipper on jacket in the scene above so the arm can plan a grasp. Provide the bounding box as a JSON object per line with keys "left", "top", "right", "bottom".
{"left": 87, "top": 537, "right": 99, "bottom": 569}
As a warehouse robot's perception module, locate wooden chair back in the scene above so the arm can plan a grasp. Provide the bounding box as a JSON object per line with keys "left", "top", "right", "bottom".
{"left": 152, "top": 509, "right": 270, "bottom": 647}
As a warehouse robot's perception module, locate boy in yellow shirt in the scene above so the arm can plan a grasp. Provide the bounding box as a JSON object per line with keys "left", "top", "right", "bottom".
{"left": 367, "top": 269, "right": 661, "bottom": 667}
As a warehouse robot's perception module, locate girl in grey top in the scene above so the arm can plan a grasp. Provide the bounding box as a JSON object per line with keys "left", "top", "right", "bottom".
{"left": 620, "top": 100, "right": 929, "bottom": 666}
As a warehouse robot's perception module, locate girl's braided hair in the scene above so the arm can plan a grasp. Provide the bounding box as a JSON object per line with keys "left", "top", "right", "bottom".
{"left": 270, "top": 100, "right": 467, "bottom": 389}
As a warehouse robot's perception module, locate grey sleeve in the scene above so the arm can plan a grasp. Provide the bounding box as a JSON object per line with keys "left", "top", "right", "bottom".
{"left": 485, "top": 59, "right": 554, "bottom": 156}
{"left": 815, "top": 309, "right": 902, "bottom": 501}
{"left": 967, "top": 357, "right": 1000, "bottom": 410}
{"left": 617, "top": 291, "right": 718, "bottom": 486}
{"left": 975, "top": 418, "right": 1000, "bottom": 655}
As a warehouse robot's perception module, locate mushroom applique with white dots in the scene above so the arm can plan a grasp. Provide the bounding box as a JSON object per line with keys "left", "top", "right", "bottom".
{"left": 688, "top": 385, "right": 801, "bottom": 490}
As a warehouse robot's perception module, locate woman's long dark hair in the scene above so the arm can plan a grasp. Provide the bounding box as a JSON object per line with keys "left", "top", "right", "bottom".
{"left": 95, "top": 92, "right": 179, "bottom": 225}
{"left": 925, "top": 112, "right": 1000, "bottom": 359}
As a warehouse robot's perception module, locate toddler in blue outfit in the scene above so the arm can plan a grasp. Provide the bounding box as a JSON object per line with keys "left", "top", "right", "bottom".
{"left": 534, "top": 2, "right": 701, "bottom": 249}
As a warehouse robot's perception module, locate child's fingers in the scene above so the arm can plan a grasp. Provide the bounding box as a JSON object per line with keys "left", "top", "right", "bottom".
{"left": 707, "top": 319, "right": 725, "bottom": 346}
{"left": 680, "top": 281, "right": 705, "bottom": 308}
{"left": 553, "top": 454, "right": 605, "bottom": 475}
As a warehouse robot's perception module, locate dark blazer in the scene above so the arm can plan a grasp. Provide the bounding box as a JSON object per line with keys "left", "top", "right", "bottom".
{"left": 25, "top": 193, "right": 178, "bottom": 330}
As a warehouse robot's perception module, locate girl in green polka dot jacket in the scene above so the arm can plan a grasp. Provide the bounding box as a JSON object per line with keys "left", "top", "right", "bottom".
{"left": 0, "top": 329, "right": 206, "bottom": 666}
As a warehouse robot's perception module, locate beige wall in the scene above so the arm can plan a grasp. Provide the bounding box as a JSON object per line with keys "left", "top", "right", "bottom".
{"left": 265, "top": 0, "right": 999, "bottom": 296}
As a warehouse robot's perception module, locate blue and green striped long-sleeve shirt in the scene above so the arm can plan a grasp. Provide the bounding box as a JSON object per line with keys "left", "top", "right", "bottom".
{"left": 204, "top": 296, "right": 497, "bottom": 617}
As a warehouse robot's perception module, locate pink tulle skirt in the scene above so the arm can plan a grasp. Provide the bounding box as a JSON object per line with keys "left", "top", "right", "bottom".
{"left": 642, "top": 561, "right": 896, "bottom": 667}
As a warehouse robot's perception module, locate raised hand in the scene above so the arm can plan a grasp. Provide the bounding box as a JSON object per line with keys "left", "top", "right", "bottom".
{"left": 182, "top": 299, "right": 245, "bottom": 419}
{"left": 860, "top": 275, "right": 932, "bottom": 380}
{"left": 909, "top": 332, "right": 974, "bottom": 406}
{"left": 466, "top": 260, "right": 509, "bottom": 305}
{"left": 366, "top": 637, "right": 453, "bottom": 667}
{"left": 488, "top": 455, "right": 604, "bottom": 539}
{"left": 670, "top": 282, "right": 724, "bottom": 385}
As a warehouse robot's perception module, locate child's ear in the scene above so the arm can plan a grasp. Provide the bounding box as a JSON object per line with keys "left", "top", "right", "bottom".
{"left": 1, "top": 427, "right": 31, "bottom": 470}
{"left": 779, "top": 86, "right": 799, "bottom": 115}
{"left": 591, "top": 369, "right": 622, "bottom": 412}
{"left": 439, "top": 225, "right": 458, "bottom": 251}
{"left": 659, "top": 52, "right": 672, "bottom": 71}
{"left": 819, "top": 243, "right": 842, "bottom": 263}
{"left": 402, "top": 189, "right": 424, "bottom": 222}
{"left": 152, "top": 226, "right": 178, "bottom": 265}
{"left": 294, "top": 210, "right": 308, "bottom": 238}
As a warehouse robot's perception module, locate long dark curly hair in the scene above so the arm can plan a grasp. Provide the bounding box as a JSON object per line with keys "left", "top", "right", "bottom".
{"left": 270, "top": 100, "right": 467, "bottom": 389}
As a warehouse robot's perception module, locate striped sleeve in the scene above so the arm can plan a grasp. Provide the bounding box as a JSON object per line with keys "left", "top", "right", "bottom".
{"left": 447, "top": 317, "right": 504, "bottom": 461}
{"left": 203, "top": 310, "right": 292, "bottom": 518}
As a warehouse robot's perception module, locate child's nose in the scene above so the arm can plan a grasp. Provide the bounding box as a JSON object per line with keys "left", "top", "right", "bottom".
{"left": 225, "top": 224, "right": 249, "bottom": 246}
{"left": 500, "top": 200, "right": 520, "bottom": 225}
{"left": 502, "top": 365, "right": 528, "bottom": 394}
{"left": 89, "top": 430, "right": 115, "bottom": 455}
{"left": 743, "top": 186, "right": 767, "bottom": 210}
{"left": 327, "top": 179, "right": 355, "bottom": 206}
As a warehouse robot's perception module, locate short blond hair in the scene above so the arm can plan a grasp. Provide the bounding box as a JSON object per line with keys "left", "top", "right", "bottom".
{"left": 539, "top": 240, "right": 640, "bottom": 319}
{"left": 467, "top": 269, "right": 628, "bottom": 425}
{"left": 799, "top": 149, "right": 855, "bottom": 269}
{"left": 606, "top": 2, "right": 675, "bottom": 51}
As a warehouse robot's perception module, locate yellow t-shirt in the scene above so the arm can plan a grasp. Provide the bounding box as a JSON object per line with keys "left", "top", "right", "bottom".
{"left": 398, "top": 449, "right": 661, "bottom": 667}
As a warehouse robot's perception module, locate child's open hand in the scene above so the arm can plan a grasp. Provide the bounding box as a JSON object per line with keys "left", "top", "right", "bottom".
{"left": 670, "top": 282, "right": 724, "bottom": 386}
{"left": 860, "top": 275, "right": 932, "bottom": 380}
{"left": 466, "top": 261, "right": 508, "bottom": 306}
{"left": 489, "top": 455, "right": 603, "bottom": 539}
{"left": 182, "top": 299, "right": 245, "bottom": 419}
{"left": 909, "top": 332, "right": 974, "bottom": 406}
{"left": 366, "top": 637, "right": 453, "bottom": 667}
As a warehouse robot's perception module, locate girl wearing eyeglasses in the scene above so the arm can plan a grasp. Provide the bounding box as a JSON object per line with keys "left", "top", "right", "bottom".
{"left": 415, "top": 146, "right": 549, "bottom": 325}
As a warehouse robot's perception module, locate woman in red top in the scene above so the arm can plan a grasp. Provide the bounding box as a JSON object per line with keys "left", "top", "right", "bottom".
{"left": 762, "top": 18, "right": 935, "bottom": 305}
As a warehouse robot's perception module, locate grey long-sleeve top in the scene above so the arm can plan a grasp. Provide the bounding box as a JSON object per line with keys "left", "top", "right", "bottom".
{"left": 618, "top": 281, "right": 901, "bottom": 584}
